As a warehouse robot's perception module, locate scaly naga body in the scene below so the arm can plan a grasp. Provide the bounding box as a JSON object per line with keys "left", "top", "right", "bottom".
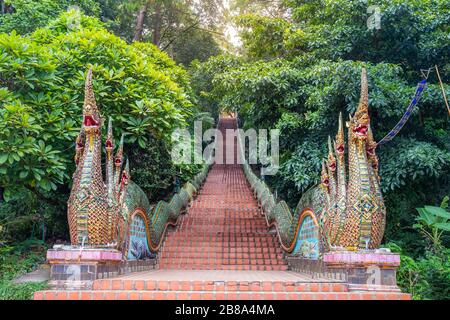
{"left": 67, "top": 68, "right": 197, "bottom": 258}
{"left": 249, "top": 68, "right": 386, "bottom": 254}
{"left": 330, "top": 68, "right": 385, "bottom": 250}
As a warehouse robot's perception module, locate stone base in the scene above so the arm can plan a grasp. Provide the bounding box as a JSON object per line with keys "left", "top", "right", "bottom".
{"left": 47, "top": 247, "right": 156, "bottom": 290}
{"left": 287, "top": 250, "right": 402, "bottom": 291}
{"left": 323, "top": 250, "right": 400, "bottom": 287}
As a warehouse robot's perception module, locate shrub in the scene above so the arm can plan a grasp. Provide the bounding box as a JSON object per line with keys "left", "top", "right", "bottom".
{"left": 0, "top": 240, "right": 48, "bottom": 300}
{"left": 0, "top": 11, "right": 197, "bottom": 243}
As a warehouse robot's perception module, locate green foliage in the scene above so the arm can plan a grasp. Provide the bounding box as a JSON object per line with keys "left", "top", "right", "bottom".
{"left": 0, "top": 281, "right": 47, "bottom": 300}
{"left": 192, "top": 1, "right": 450, "bottom": 300}
{"left": 169, "top": 28, "right": 221, "bottom": 66}
{"left": 415, "top": 197, "right": 450, "bottom": 252}
{"left": 126, "top": 135, "right": 178, "bottom": 202}
{"left": 0, "top": 11, "right": 196, "bottom": 243}
{"left": 387, "top": 242, "right": 450, "bottom": 300}
{"left": 416, "top": 249, "right": 450, "bottom": 300}
{"left": 285, "top": 0, "right": 450, "bottom": 76}
{"left": 0, "top": 0, "right": 101, "bottom": 34}
{"left": 386, "top": 242, "right": 428, "bottom": 299}
{"left": 235, "top": 14, "right": 301, "bottom": 59}
{"left": 379, "top": 138, "right": 450, "bottom": 193}
{"left": 0, "top": 240, "right": 48, "bottom": 300}
{"left": 189, "top": 54, "right": 242, "bottom": 120}
{"left": 0, "top": 11, "right": 193, "bottom": 196}
{"left": 100, "top": 0, "right": 223, "bottom": 65}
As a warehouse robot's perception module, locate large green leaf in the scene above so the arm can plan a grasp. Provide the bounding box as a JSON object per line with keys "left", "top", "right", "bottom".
{"left": 434, "top": 223, "right": 450, "bottom": 232}
{"left": 415, "top": 208, "right": 434, "bottom": 225}
{"left": 423, "top": 206, "right": 450, "bottom": 220}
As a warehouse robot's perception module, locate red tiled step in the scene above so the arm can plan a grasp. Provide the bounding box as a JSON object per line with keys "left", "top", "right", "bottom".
{"left": 34, "top": 290, "right": 411, "bottom": 300}
{"left": 157, "top": 264, "right": 288, "bottom": 270}
{"left": 157, "top": 264, "right": 288, "bottom": 269}
{"left": 159, "top": 253, "right": 284, "bottom": 260}
{"left": 161, "top": 246, "right": 282, "bottom": 253}
{"left": 158, "top": 258, "right": 286, "bottom": 265}
{"left": 92, "top": 279, "right": 348, "bottom": 292}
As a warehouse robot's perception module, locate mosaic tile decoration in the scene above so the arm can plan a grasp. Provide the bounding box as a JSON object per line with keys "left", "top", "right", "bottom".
{"left": 240, "top": 68, "right": 386, "bottom": 252}
{"left": 127, "top": 215, "right": 154, "bottom": 261}
{"left": 67, "top": 69, "right": 211, "bottom": 259}
{"left": 292, "top": 215, "right": 319, "bottom": 259}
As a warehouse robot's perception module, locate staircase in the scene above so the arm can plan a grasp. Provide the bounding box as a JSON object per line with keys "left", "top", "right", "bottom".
{"left": 34, "top": 117, "right": 411, "bottom": 300}
{"left": 158, "top": 117, "right": 287, "bottom": 270}
{"left": 158, "top": 167, "right": 288, "bottom": 271}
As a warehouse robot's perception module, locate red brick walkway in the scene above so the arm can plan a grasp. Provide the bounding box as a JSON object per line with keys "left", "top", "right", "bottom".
{"left": 159, "top": 117, "right": 286, "bottom": 270}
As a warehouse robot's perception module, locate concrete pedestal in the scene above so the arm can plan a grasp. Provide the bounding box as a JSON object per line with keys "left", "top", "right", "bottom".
{"left": 323, "top": 250, "right": 401, "bottom": 291}
{"left": 46, "top": 247, "right": 156, "bottom": 289}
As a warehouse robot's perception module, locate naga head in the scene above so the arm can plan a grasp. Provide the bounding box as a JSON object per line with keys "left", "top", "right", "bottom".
{"left": 120, "top": 159, "right": 130, "bottom": 192}
{"left": 321, "top": 160, "right": 330, "bottom": 189}
{"left": 106, "top": 117, "right": 114, "bottom": 154}
{"left": 115, "top": 134, "right": 124, "bottom": 169}
{"left": 335, "top": 112, "right": 345, "bottom": 157}
{"left": 327, "top": 136, "right": 336, "bottom": 172}
{"left": 83, "top": 68, "right": 101, "bottom": 134}
{"left": 349, "top": 68, "right": 370, "bottom": 141}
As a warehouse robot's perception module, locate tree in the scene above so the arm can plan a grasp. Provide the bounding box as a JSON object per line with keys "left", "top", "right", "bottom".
{"left": 0, "top": 11, "right": 195, "bottom": 241}
{"left": 133, "top": 1, "right": 149, "bottom": 42}
{"left": 0, "top": 0, "right": 101, "bottom": 34}
{"left": 0, "top": 0, "right": 14, "bottom": 14}
{"left": 107, "top": 0, "right": 223, "bottom": 64}
{"left": 192, "top": 0, "right": 450, "bottom": 255}
{"left": 231, "top": 0, "right": 289, "bottom": 18}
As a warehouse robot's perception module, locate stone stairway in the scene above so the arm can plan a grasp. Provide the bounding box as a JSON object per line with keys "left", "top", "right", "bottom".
{"left": 158, "top": 117, "right": 287, "bottom": 271}
{"left": 157, "top": 165, "right": 288, "bottom": 271}
{"left": 34, "top": 117, "right": 411, "bottom": 300}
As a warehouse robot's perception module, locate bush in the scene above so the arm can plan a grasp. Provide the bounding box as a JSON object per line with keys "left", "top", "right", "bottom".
{"left": 0, "top": 240, "right": 48, "bottom": 300}
{"left": 0, "top": 0, "right": 100, "bottom": 34}
{"left": 387, "top": 242, "right": 450, "bottom": 300}
{"left": 0, "top": 11, "right": 197, "bottom": 243}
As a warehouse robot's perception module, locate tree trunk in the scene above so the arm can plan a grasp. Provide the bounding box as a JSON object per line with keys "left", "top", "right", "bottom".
{"left": 152, "top": 2, "right": 162, "bottom": 46}
{"left": 1, "top": 0, "right": 13, "bottom": 14}
{"left": 133, "top": 3, "right": 149, "bottom": 42}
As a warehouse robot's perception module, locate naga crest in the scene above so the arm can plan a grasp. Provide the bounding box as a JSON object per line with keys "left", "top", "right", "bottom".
{"left": 327, "top": 137, "right": 336, "bottom": 173}
{"left": 349, "top": 68, "right": 370, "bottom": 141}
{"left": 321, "top": 161, "right": 330, "bottom": 190}
{"left": 82, "top": 68, "right": 101, "bottom": 133}
{"left": 334, "top": 113, "right": 345, "bottom": 157}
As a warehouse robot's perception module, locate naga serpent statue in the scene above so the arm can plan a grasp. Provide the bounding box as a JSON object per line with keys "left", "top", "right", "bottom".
{"left": 243, "top": 68, "right": 386, "bottom": 257}
{"left": 67, "top": 68, "right": 207, "bottom": 260}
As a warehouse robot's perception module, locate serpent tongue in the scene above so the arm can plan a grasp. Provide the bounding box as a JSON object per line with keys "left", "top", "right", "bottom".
{"left": 354, "top": 124, "right": 368, "bottom": 135}
{"left": 84, "top": 115, "right": 98, "bottom": 127}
